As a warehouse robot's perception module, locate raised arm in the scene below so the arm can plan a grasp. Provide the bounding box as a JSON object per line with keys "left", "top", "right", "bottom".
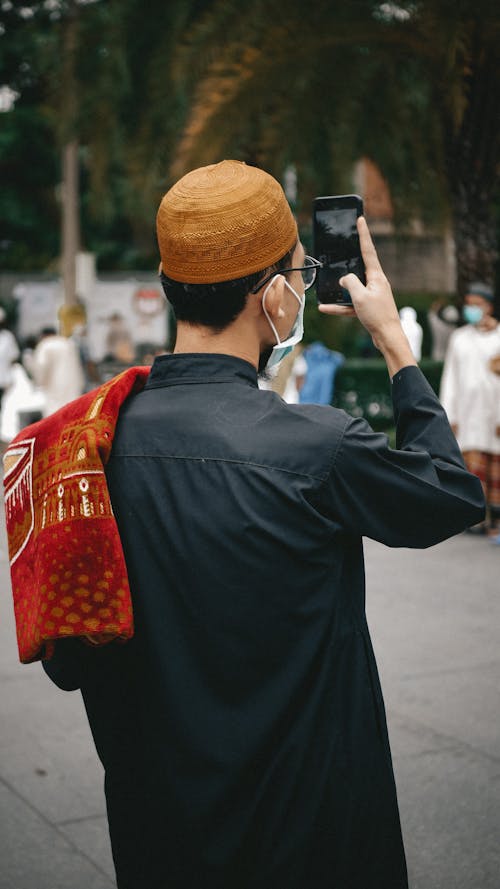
{"left": 322, "top": 368, "right": 485, "bottom": 548}
{"left": 318, "top": 218, "right": 484, "bottom": 546}
{"left": 318, "top": 216, "right": 417, "bottom": 378}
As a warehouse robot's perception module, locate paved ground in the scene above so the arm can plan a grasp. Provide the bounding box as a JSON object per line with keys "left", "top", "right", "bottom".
{"left": 0, "top": 513, "right": 498, "bottom": 889}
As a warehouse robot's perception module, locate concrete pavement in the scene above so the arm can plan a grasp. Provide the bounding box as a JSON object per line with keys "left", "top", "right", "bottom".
{"left": 0, "top": 515, "right": 498, "bottom": 889}
{"left": 366, "top": 532, "right": 500, "bottom": 889}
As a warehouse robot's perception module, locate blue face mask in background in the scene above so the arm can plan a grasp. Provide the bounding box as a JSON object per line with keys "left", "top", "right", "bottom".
{"left": 462, "top": 305, "right": 484, "bottom": 325}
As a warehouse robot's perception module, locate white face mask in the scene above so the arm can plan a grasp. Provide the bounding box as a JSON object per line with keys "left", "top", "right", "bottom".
{"left": 261, "top": 275, "right": 305, "bottom": 370}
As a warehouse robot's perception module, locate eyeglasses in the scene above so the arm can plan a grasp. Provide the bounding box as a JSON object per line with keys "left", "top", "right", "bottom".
{"left": 250, "top": 255, "right": 323, "bottom": 294}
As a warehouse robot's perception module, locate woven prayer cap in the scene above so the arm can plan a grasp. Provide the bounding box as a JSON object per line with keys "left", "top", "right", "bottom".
{"left": 157, "top": 160, "right": 298, "bottom": 283}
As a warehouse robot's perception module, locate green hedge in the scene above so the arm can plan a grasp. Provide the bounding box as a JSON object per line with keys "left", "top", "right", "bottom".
{"left": 333, "top": 358, "right": 444, "bottom": 430}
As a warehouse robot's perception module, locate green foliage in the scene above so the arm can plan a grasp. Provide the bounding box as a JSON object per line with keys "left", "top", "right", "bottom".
{"left": 334, "top": 359, "right": 394, "bottom": 430}
{"left": 0, "top": 0, "right": 227, "bottom": 270}
{"left": 333, "top": 358, "right": 444, "bottom": 430}
{"left": 303, "top": 280, "right": 446, "bottom": 359}
{"left": 0, "top": 107, "right": 59, "bottom": 270}
{"left": 0, "top": 0, "right": 498, "bottom": 284}
{"left": 172, "top": 0, "right": 500, "bottom": 290}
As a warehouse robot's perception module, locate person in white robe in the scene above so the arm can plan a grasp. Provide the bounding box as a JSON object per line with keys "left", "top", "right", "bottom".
{"left": 0, "top": 362, "right": 46, "bottom": 442}
{"left": 440, "top": 282, "right": 500, "bottom": 536}
{"left": 32, "top": 327, "right": 85, "bottom": 417}
{"left": 0, "top": 307, "right": 20, "bottom": 407}
{"left": 399, "top": 306, "right": 423, "bottom": 362}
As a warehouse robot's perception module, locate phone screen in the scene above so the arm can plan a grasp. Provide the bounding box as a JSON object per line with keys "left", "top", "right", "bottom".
{"left": 313, "top": 196, "right": 365, "bottom": 304}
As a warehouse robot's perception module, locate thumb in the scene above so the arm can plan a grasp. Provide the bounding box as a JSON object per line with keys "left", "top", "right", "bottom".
{"left": 339, "top": 273, "right": 366, "bottom": 302}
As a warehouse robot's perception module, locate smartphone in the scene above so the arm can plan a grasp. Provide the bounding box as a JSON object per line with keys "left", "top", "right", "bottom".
{"left": 313, "top": 194, "right": 365, "bottom": 304}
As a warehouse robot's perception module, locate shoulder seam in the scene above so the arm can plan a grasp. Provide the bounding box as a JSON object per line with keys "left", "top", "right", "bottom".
{"left": 108, "top": 453, "right": 326, "bottom": 482}
{"left": 324, "top": 413, "right": 351, "bottom": 479}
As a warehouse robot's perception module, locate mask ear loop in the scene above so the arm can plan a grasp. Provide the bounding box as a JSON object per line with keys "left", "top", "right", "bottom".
{"left": 261, "top": 275, "right": 284, "bottom": 345}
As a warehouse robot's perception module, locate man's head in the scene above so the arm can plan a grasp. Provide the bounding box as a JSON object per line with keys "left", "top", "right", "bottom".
{"left": 156, "top": 160, "right": 298, "bottom": 332}
{"left": 463, "top": 281, "right": 495, "bottom": 318}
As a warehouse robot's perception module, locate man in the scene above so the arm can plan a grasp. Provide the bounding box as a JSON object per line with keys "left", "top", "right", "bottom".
{"left": 440, "top": 281, "right": 500, "bottom": 536}
{"left": 43, "top": 161, "right": 483, "bottom": 889}
{"left": 32, "top": 326, "right": 85, "bottom": 416}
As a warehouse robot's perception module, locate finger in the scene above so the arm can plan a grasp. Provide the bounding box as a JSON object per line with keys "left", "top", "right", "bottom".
{"left": 317, "top": 303, "right": 356, "bottom": 316}
{"left": 339, "top": 272, "right": 366, "bottom": 301}
{"left": 357, "top": 217, "right": 383, "bottom": 278}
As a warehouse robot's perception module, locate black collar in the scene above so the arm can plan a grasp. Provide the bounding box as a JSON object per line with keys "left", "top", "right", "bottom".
{"left": 145, "top": 353, "right": 259, "bottom": 389}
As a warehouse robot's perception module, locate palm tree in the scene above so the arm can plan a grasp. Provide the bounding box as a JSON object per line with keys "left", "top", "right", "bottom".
{"left": 170, "top": 0, "right": 500, "bottom": 297}
{"left": 0, "top": 0, "right": 208, "bottom": 272}
{"left": 0, "top": 0, "right": 128, "bottom": 307}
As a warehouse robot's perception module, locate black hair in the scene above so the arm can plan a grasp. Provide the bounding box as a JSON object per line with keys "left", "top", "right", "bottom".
{"left": 160, "top": 243, "right": 296, "bottom": 333}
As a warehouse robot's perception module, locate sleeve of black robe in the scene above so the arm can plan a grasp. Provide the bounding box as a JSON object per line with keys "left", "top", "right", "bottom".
{"left": 42, "top": 634, "right": 131, "bottom": 691}
{"left": 42, "top": 637, "right": 86, "bottom": 690}
{"left": 322, "top": 364, "right": 485, "bottom": 547}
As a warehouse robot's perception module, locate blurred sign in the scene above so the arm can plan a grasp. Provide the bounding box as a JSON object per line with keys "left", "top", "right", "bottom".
{"left": 13, "top": 276, "right": 169, "bottom": 363}
{"left": 85, "top": 279, "right": 168, "bottom": 362}
{"left": 13, "top": 281, "right": 61, "bottom": 339}
{"left": 133, "top": 288, "right": 165, "bottom": 317}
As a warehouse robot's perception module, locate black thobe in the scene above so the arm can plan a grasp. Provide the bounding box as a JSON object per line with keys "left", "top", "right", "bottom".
{"left": 43, "top": 354, "right": 484, "bottom": 889}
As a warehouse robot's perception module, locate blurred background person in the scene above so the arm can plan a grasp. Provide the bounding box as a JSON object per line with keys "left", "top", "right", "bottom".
{"left": 20, "top": 335, "right": 39, "bottom": 379}
{"left": 104, "top": 312, "right": 135, "bottom": 365}
{"left": 0, "top": 358, "right": 45, "bottom": 442}
{"left": 440, "top": 282, "right": 500, "bottom": 536}
{"left": 71, "top": 321, "right": 101, "bottom": 392}
{"left": 0, "top": 306, "right": 20, "bottom": 417}
{"left": 283, "top": 349, "right": 308, "bottom": 403}
{"left": 32, "top": 327, "right": 85, "bottom": 417}
{"left": 298, "top": 341, "right": 344, "bottom": 405}
{"left": 0, "top": 333, "right": 46, "bottom": 442}
{"left": 489, "top": 352, "right": 500, "bottom": 545}
{"left": 399, "top": 306, "right": 423, "bottom": 361}
{"left": 427, "top": 300, "right": 460, "bottom": 360}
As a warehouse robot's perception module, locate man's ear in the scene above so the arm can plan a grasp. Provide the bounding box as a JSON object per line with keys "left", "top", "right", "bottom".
{"left": 259, "top": 274, "right": 286, "bottom": 321}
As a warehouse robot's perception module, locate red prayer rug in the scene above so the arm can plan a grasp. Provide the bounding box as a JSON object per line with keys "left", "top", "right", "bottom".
{"left": 3, "top": 366, "right": 149, "bottom": 663}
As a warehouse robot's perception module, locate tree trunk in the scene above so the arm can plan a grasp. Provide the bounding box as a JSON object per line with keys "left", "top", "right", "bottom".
{"left": 61, "top": 139, "right": 80, "bottom": 309}
{"left": 60, "top": 0, "right": 80, "bottom": 315}
{"left": 451, "top": 182, "right": 497, "bottom": 301}
{"left": 443, "top": 34, "right": 499, "bottom": 301}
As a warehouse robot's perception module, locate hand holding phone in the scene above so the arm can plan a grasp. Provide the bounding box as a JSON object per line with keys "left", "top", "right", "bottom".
{"left": 318, "top": 216, "right": 417, "bottom": 377}
{"left": 313, "top": 194, "right": 365, "bottom": 305}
